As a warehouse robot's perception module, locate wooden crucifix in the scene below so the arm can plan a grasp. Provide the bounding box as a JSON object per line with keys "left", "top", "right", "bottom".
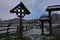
{"left": 10, "top": 2, "right": 30, "bottom": 40}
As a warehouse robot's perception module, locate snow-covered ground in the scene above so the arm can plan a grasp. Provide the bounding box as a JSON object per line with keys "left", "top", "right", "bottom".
{"left": 23, "top": 28, "right": 49, "bottom": 40}
{"left": 23, "top": 28, "right": 49, "bottom": 36}
{"left": 0, "top": 26, "right": 49, "bottom": 40}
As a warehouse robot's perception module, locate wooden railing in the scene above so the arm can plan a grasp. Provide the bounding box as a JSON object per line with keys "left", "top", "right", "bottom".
{"left": 0, "top": 22, "right": 18, "bottom": 35}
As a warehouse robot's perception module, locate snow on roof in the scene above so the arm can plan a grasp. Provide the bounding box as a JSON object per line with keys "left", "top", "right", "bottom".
{"left": 48, "top": 6, "right": 60, "bottom": 9}
{"left": 46, "top": 5, "right": 60, "bottom": 11}
{"left": 40, "top": 17, "right": 49, "bottom": 20}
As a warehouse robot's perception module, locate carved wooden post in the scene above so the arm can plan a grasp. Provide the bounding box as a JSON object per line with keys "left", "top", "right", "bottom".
{"left": 19, "top": 9, "right": 23, "bottom": 40}
{"left": 10, "top": 2, "right": 30, "bottom": 40}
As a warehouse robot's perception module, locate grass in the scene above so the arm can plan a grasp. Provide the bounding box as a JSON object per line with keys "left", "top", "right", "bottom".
{"left": 0, "top": 34, "right": 7, "bottom": 39}
{"left": 54, "top": 35, "right": 60, "bottom": 40}
{"left": 23, "top": 37, "right": 31, "bottom": 40}
{"left": 41, "top": 34, "right": 60, "bottom": 40}
{"left": 0, "top": 32, "right": 31, "bottom": 40}
{"left": 0, "top": 33, "right": 60, "bottom": 40}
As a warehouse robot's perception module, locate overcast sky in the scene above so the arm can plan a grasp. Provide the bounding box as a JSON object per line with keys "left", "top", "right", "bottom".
{"left": 0, "top": 0, "right": 60, "bottom": 20}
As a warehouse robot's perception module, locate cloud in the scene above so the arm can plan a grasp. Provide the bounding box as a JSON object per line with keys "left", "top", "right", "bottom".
{"left": 0, "top": 0, "right": 60, "bottom": 20}
{"left": 0, "top": 0, "right": 20, "bottom": 20}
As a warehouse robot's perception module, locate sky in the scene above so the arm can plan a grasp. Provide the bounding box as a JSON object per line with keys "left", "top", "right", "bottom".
{"left": 0, "top": 0, "right": 60, "bottom": 20}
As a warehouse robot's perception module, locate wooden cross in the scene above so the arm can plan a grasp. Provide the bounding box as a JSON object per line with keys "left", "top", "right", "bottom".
{"left": 10, "top": 2, "right": 30, "bottom": 40}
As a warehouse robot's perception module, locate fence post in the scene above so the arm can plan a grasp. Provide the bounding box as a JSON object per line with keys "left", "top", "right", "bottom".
{"left": 6, "top": 22, "right": 12, "bottom": 40}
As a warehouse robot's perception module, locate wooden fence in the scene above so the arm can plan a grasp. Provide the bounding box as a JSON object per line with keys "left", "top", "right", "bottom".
{"left": 0, "top": 22, "right": 18, "bottom": 35}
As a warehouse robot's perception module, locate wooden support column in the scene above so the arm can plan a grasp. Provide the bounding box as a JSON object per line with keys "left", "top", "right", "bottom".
{"left": 19, "top": 13, "right": 23, "bottom": 40}
{"left": 49, "top": 11, "right": 52, "bottom": 35}
{"left": 41, "top": 21, "right": 44, "bottom": 35}
{"left": 25, "top": 26, "right": 27, "bottom": 31}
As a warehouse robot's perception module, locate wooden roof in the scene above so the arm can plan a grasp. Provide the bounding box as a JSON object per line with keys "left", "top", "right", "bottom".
{"left": 10, "top": 2, "right": 30, "bottom": 15}
{"left": 40, "top": 16, "right": 49, "bottom": 22}
{"left": 46, "top": 5, "right": 60, "bottom": 11}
